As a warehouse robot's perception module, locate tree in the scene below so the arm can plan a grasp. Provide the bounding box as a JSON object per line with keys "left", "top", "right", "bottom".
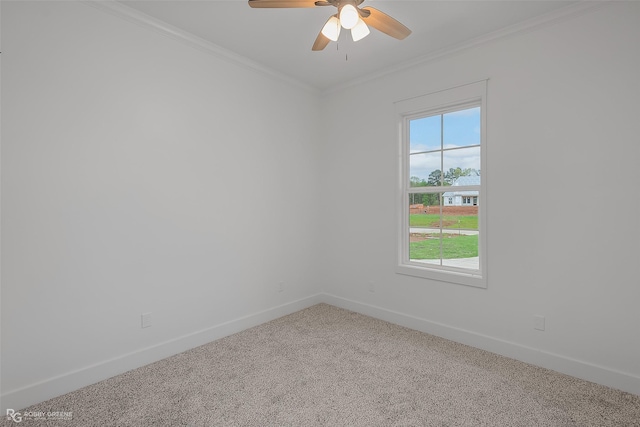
{"left": 410, "top": 176, "right": 427, "bottom": 187}
{"left": 409, "top": 176, "right": 427, "bottom": 205}
{"left": 444, "top": 167, "right": 463, "bottom": 185}
{"left": 444, "top": 167, "right": 478, "bottom": 185}
{"left": 423, "top": 193, "right": 440, "bottom": 206}
{"left": 427, "top": 169, "right": 442, "bottom": 186}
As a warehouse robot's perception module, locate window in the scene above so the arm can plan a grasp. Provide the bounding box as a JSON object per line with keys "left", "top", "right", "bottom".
{"left": 395, "top": 80, "right": 487, "bottom": 288}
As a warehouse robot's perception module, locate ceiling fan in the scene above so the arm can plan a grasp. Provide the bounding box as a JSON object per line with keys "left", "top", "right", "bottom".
{"left": 248, "top": 0, "right": 411, "bottom": 51}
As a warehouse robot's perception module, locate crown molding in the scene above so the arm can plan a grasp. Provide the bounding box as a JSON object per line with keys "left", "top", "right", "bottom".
{"left": 82, "top": 0, "right": 320, "bottom": 95}
{"left": 82, "top": 1, "right": 609, "bottom": 97}
{"left": 324, "top": 1, "right": 610, "bottom": 95}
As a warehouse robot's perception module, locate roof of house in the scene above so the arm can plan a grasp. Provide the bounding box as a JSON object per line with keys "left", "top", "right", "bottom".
{"left": 451, "top": 175, "right": 480, "bottom": 186}
{"left": 443, "top": 174, "right": 481, "bottom": 197}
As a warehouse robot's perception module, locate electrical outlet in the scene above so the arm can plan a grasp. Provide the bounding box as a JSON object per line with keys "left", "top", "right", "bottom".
{"left": 368, "top": 281, "right": 375, "bottom": 293}
{"left": 278, "top": 282, "right": 284, "bottom": 293}
{"left": 141, "top": 313, "right": 152, "bottom": 328}
{"left": 533, "top": 315, "right": 545, "bottom": 331}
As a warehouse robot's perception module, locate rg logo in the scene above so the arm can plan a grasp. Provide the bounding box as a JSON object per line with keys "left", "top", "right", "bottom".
{"left": 6, "top": 409, "right": 22, "bottom": 423}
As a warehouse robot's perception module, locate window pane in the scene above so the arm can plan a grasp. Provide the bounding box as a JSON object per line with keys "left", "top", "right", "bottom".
{"left": 441, "top": 232, "right": 479, "bottom": 270}
{"left": 441, "top": 195, "right": 479, "bottom": 269}
{"left": 410, "top": 115, "right": 441, "bottom": 154}
{"left": 409, "top": 197, "right": 442, "bottom": 228}
{"left": 409, "top": 230, "right": 443, "bottom": 266}
{"left": 443, "top": 106, "right": 480, "bottom": 149}
{"left": 409, "top": 152, "right": 441, "bottom": 187}
{"left": 442, "top": 146, "right": 480, "bottom": 185}
{"left": 409, "top": 195, "right": 442, "bottom": 264}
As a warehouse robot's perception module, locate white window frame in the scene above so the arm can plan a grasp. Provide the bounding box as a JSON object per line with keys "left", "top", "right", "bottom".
{"left": 395, "top": 80, "right": 488, "bottom": 288}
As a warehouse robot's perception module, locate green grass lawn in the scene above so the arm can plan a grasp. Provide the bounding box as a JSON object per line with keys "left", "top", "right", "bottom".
{"left": 410, "top": 233, "right": 478, "bottom": 259}
{"left": 410, "top": 214, "right": 477, "bottom": 230}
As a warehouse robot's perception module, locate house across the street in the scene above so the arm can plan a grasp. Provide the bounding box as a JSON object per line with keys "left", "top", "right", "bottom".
{"left": 443, "top": 172, "right": 480, "bottom": 206}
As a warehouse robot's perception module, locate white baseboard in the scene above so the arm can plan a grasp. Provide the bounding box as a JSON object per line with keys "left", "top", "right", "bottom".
{"left": 320, "top": 293, "right": 640, "bottom": 396}
{"left": 1, "top": 294, "right": 324, "bottom": 412}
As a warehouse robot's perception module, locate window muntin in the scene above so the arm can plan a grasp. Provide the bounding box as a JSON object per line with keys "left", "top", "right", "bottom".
{"left": 396, "top": 80, "right": 487, "bottom": 288}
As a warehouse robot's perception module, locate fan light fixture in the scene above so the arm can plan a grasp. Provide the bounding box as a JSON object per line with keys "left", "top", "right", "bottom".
{"left": 351, "top": 17, "right": 370, "bottom": 41}
{"left": 321, "top": 15, "right": 341, "bottom": 41}
{"left": 339, "top": 3, "right": 359, "bottom": 29}
{"left": 247, "top": 0, "right": 412, "bottom": 52}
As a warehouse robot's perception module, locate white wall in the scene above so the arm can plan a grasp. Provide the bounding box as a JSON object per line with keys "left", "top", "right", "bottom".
{"left": 318, "top": 2, "right": 640, "bottom": 394}
{"left": 1, "top": 1, "right": 321, "bottom": 410}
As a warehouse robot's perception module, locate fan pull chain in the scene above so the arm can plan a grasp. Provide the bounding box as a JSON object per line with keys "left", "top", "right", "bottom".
{"left": 334, "top": 37, "right": 346, "bottom": 61}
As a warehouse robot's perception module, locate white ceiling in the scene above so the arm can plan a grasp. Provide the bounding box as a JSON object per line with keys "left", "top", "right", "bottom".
{"left": 117, "top": 0, "right": 577, "bottom": 91}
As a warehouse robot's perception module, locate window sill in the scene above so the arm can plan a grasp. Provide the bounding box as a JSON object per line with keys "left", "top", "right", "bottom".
{"left": 396, "top": 264, "right": 487, "bottom": 289}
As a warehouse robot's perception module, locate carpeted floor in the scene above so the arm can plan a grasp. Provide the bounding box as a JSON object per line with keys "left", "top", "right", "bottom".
{"left": 4, "top": 303, "right": 640, "bottom": 426}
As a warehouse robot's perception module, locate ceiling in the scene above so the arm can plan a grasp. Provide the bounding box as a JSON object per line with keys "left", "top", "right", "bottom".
{"left": 118, "top": 0, "right": 577, "bottom": 91}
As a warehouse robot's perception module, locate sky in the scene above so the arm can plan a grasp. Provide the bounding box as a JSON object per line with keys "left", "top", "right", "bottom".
{"left": 409, "top": 106, "right": 481, "bottom": 182}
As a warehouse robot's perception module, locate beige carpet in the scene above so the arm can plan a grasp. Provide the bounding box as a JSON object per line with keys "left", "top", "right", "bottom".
{"left": 4, "top": 303, "right": 640, "bottom": 426}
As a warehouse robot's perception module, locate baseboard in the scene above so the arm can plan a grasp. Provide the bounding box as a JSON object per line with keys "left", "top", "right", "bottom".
{"left": 320, "top": 293, "right": 640, "bottom": 396}
{"left": 1, "top": 294, "right": 324, "bottom": 412}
